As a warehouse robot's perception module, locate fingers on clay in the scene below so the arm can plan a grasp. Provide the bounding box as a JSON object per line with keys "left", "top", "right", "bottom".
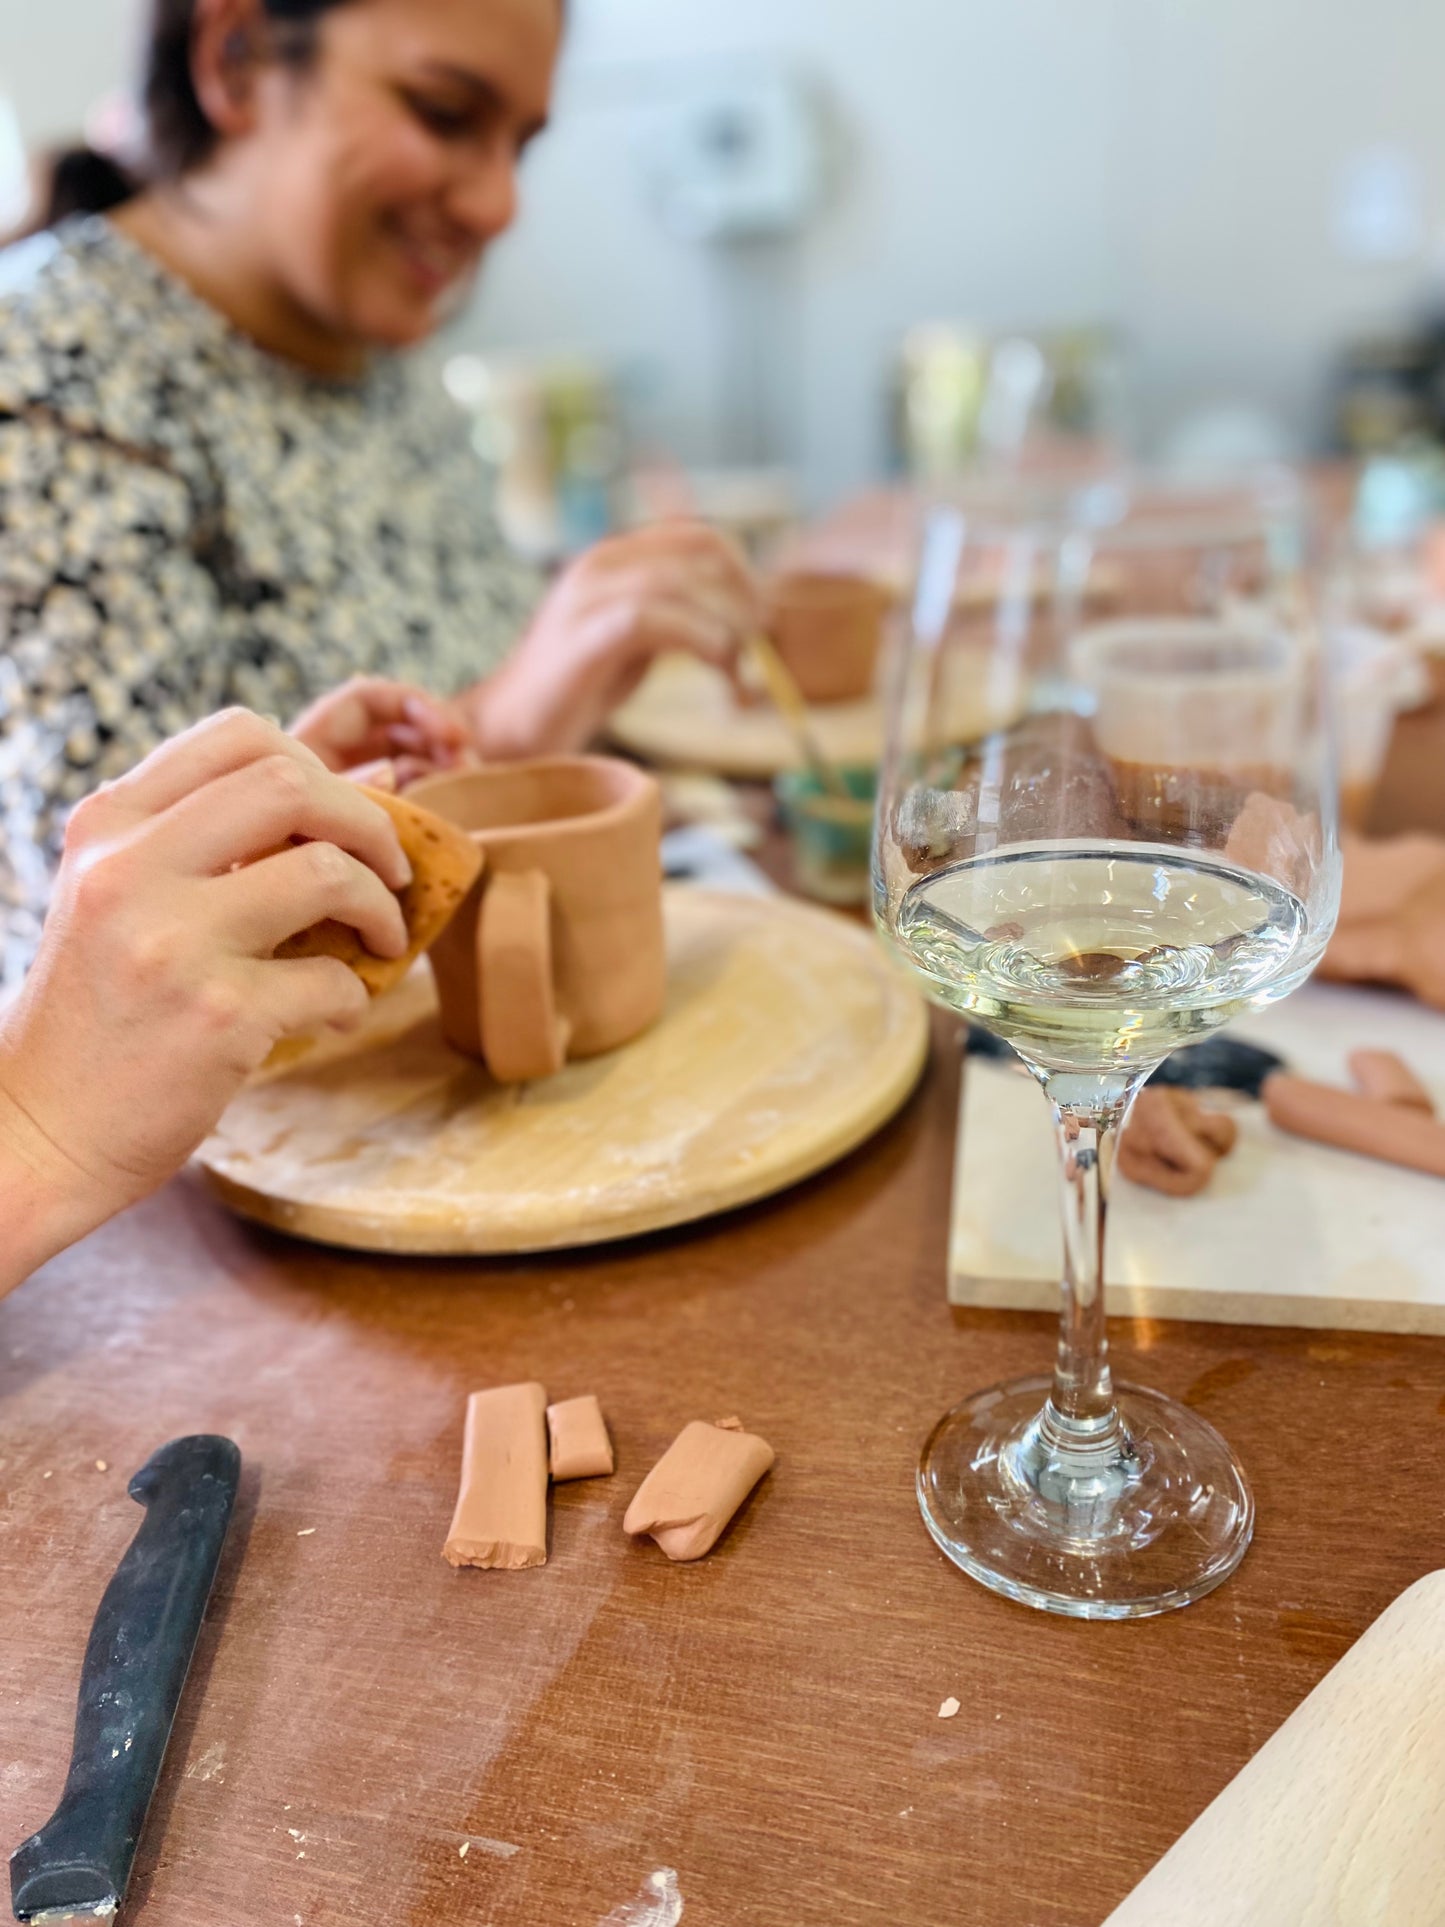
{"left": 1264, "top": 1074, "right": 1445, "bottom": 1180}
{"left": 444, "top": 1382, "right": 549, "bottom": 1571}
{"left": 1347, "top": 1049, "right": 1435, "bottom": 1114}
{"left": 546, "top": 1395, "right": 615, "bottom": 1482}
{"left": 624, "top": 1419, "right": 775, "bottom": 1563}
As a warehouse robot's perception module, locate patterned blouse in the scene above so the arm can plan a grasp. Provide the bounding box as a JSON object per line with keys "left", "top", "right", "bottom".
{"left": 0, "top": 217, "right": 540, "bottom": 990}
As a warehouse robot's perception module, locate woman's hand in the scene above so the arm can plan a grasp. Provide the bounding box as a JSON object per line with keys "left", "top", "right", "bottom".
{"left": 467, "top": 523, "right": 763, "bottom": 759}
{"left": 291, "top": 676, "right": 471, "bottom": 787}
{"left": 0, "top": 709, "right": 413, "bottom": 1292}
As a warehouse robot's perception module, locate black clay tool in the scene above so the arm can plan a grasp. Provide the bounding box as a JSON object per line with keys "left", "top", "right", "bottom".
{"left": 10, "top": 1436, "right": 242, "bottom": 1925}
{"left": 964, "top": 1026, "right": 1286, "bottom": 1099}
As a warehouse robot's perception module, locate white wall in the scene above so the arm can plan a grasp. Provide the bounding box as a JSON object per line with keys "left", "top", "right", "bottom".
{"left": 473, "top": 0, "right": 1123, "bottom": 498}
{"left": 6, "top": 0, "right": 1445, "bottom": 504}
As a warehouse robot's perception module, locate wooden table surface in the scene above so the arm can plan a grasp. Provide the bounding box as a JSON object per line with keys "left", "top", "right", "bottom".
{"left": 4, "top": 714, "right": 1445, "bottom": 1927}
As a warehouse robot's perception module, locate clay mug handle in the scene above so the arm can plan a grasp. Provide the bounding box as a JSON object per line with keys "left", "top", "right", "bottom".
{"left": 477, "top": 869, "right": 572, "bottom": 1083}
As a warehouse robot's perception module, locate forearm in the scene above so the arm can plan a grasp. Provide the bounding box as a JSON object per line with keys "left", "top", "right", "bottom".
{"left": 0, "top": 1089, "right": 102, "bottom": 1297}
{"left": 454, "top": 655, "right": 562, "bottom": 759}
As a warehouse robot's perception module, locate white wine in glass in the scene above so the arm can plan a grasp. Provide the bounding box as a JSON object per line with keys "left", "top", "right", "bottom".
{"left": 875, "top": 488, "right": 1341, "bottom": 1618}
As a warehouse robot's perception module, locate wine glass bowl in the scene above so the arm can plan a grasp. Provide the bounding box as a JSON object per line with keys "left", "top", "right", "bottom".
{"left": 875, "top": 486, "right": 1341, "bottom": 1618}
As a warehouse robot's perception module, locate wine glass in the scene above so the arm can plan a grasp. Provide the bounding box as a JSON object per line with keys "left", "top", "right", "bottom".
{"left": 874, "top": 481, "right": 1341, "bottom": 1619}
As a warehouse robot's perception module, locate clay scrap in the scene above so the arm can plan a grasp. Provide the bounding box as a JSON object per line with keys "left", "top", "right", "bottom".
{"left": 444, "top": 1382, "right": 549, "bottom": 1571}
{"left": 1118, "top": 1088, "right": 1238, "bottom": 1197}
{"left": 546, "top": 1396, "right": 614, "bottom": 1482}
{"left": 625, "top": 1419, "right": 775, "bottom": 1562}
{"left": 1264, "top": 1074, "right": 1445, "bottom": 1180}
{"left": 1347, "top": 1049, "right": 1435, "bottom": 1114}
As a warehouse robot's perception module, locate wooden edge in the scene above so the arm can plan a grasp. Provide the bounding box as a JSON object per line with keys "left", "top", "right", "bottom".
{"left": 201, "top": 997, "right": 930, "bottom": 1255}
{"left": 946, "top": 1271, "right": 1445, "bottom": 1338}
{"left": 198, "top": 891, "right": 932, "bottom": 1255}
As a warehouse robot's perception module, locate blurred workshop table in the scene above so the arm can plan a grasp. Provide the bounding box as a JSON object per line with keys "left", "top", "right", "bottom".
{"left": 5, "top": 698, "right": 1445, "bottom": 1927}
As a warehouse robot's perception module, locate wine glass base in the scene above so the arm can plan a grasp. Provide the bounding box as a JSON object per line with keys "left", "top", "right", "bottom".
{"left": 918, "top": 1376, "right": 1253, "bottom": 1620}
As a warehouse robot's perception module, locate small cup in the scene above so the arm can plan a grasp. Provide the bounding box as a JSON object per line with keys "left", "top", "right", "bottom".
{"left": 767, "top": 572, "right": 893, "bottom": 705}
{"left": 1071, "top": 617, "right": 1304, "bottom": 843}
{"left": 410, "top": 757, "right": 665, "bottom": 1084}
{"left": 775, "top": 765, "right": 877, "bottom": 905}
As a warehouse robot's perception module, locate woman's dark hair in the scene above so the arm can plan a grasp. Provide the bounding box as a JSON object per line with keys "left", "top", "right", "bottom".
{"left": 15, "top": 0, "right": 349, "bottom": 238}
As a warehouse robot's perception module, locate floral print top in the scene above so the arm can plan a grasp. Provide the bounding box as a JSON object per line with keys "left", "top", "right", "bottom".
{"left": 0, "top": 216, "right": 539, "bottom": 990}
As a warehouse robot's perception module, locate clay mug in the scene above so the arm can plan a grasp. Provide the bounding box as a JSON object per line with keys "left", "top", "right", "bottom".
{"left": 766, "top": 571, "right": 893, "bottom": 705}
{"left": 410, "top": 757, "right": 665, "bottom": 1084}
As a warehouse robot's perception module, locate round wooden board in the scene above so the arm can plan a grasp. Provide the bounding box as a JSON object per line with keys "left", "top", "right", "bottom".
{"left": 607, "top": 651, "right": 1024, "bottom": 778}
{"left": 198, "top": 887, "right": 930, "bottom": 1255}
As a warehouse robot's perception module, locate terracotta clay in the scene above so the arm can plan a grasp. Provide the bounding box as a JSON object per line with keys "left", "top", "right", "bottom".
{"left": 411, "top": 758, "right": 665, "bottom": 1084}
{"left": 1347, "top": 1049, "right": 1435, "bottom": 1114}
{"left": 624, "top": 1419, "right": 775, "bottom": 1562}
{"left": 546, "top": 1396, "right": 614, "bottom": 1482}
{"left": 1264, "top": 1074, "right": 1445, "bottom": 1180}
{"left": 1118, "top": 1088, "right": 1238, "bottom": 1198}
{"left": 443, "top": 1382, "right": 549, "bottom": 1571}
{"left": 275, "top": 786, "right": 483, "bottom": 997}
{"left": 766, "top": 572, "right": 893, "bottom": 705}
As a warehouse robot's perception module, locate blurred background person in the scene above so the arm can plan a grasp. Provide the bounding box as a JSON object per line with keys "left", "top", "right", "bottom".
{"left": 0, "top": 0, "right": 761, "bottom": 989}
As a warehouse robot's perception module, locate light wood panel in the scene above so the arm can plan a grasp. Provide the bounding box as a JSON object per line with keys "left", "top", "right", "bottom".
{"left": 1106, "top": 1571, "right": 1445, "bottom": 1925}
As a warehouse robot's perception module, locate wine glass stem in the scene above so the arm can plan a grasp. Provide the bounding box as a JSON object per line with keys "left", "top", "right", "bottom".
{"left": 1041, "top": 1082, "right": 1141, "bottom": 1456}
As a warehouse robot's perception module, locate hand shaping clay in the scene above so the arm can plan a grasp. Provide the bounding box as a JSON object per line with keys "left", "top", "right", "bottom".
{"left": 1320, "top": 835, "right": 1445, "bottom": 1012}
{"left": 1264, "top": 1074, "right": 1445, "bottom": 1180}
{"left": 624, "top": 1419, "right": 775, "bottom": 1562}
{"left": 546, "top": 1396, "right": 614, "bottom": 1482}
{"left": 443, "top": 1382, "right": 549, "bottom": 1571}
{"left": 1347, "top": 1049, "right": 1435, "bottom": 1114}
{"left": 276, "top": 786, "right": 483, "bottom": 997}
{"left": 1118, "top": 1088, "right": 1238, "bottom": 1197}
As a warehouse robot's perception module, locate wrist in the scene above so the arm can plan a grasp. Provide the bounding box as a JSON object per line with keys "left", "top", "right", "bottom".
{"left": 460, "top": 656, "right": 548, "bottom": 762}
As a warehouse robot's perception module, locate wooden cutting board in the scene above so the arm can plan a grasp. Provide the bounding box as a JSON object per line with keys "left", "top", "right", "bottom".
{"left": 1104, "top": 1570, "right": 1445, "bottom": 1925}
{"left": 607, "top": 650, "right": 1024, "bottom": 778}
{"left": 198, "top": 887, "right": 929, "bottom": 1255}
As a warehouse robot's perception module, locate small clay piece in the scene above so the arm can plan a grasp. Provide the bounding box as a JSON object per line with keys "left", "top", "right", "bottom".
{"left": 546, "top": 1396, "right": 614, "bottom": 1482}
{"left": 1264, "top": 1074, "right": 1445, "bottom": 1180}
{"left": 444, "top": 1382, "right": 549, "bottom": 1571}
{"left": 1347, "top": 1050, "right": 1435, "bottom": 1115}
{"left": 1118, "top": 1088, "right": 1238, "bottom": 1198}
{"left": 275, "top": 786, "right": 483, "bottom": 997}
{"left": 624, "top": 1419, "right": 775, "bottom": 1562}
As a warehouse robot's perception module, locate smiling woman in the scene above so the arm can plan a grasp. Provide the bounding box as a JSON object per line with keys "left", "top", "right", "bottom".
{"left": 0, "top": 0, "right": 760, "bottom": 991}
{"left": 114, "top": 0, "right": 562, "bottom": 369}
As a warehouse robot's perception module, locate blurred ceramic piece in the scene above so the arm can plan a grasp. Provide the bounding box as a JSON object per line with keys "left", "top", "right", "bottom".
{"left": 767, "top": 572, "right": 892, "bottom": 705}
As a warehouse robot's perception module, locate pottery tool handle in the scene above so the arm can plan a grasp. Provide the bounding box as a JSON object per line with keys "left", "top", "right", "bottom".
{"left": 746, "top": 633, "right": 852, "bottom": 802}
{"left": 9, "top": 1436, "right": 242, "bottom": 1924}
